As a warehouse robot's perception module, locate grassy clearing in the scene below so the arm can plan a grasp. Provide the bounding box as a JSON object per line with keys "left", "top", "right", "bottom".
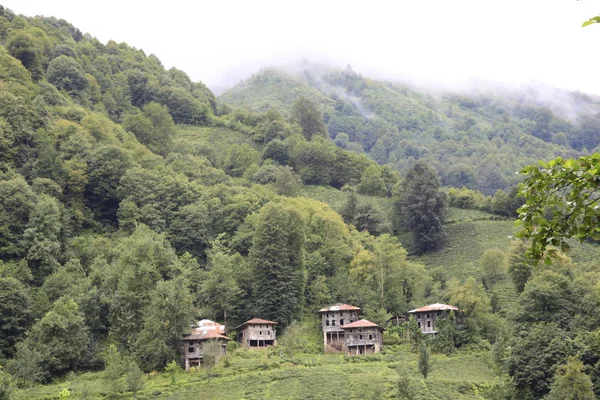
{"left": 15, "top": 345, "right": 496, "bottom": 400}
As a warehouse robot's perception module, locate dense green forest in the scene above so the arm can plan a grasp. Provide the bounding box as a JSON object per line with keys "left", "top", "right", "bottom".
{"left": 221, "top": 66, "right": 600, "bottom": 195}
{"left": 1, "top": 4, "right": 600, "bottom": 399}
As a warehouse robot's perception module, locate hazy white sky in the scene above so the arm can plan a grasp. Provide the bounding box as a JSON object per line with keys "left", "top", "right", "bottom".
{"left": 4, "top": 0, "right": 600, "bottom": 94}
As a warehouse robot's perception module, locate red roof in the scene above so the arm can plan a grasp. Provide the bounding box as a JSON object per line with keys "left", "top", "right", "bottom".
{"left": 235, "top": 318, "right": 278, "bottom": 330}
{"left": 340, "top": 319, "right": 383, "bottom": 329}
{"left": 182, "top": 331, "right": 231, "bottom": 341}
{"left": 408, "top": 303, "right": 459, "bottom": 313}
{"left": 318, "top": 304, "right": 361, "bottom": 313}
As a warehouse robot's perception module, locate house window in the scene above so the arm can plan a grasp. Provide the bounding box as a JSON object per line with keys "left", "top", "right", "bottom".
{"left": 427, "top": 321, "right": 431, "bottom": 328}
{"left": 418, "top": 322, "right": 421, "bottom": 328}
{"left": 332, "top": 320, "right": 336, "bottom": 326}
{"left": 188, "top": 347, "right": 195, "bottom": 353}
{"left": 326, "top": 320, "right": 330, "bottom": 326}
{"left": 417, "top": 314, "right": 421, "bottom": 319}
{"left": 259, "top": 331, "right": 262, "bottom": 335}
{"left": 359, "top": 335, "right": 363, "bottom": 340}
{"left": 426, "top": 313, "right": 430, "bottom": 318}
{"left": 437, "top": 312, "right": 441, "bottom": 316}
{"left": 369, "top": 334, "right": 373, "bottom": 340}
{"left": 340, "top": 319, "right": 344, "bottom": 325}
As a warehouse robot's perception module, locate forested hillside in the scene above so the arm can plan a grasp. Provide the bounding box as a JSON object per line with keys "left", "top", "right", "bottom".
{"left": 221, "top": 66, "right": 600, "bottom": 195}
{"left": 1, "top": 5, "right": 600, "bottom": 400}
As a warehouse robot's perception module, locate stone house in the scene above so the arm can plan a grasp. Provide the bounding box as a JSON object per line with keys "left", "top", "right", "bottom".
{"left": 235, "top": 318, "right": 278, "bottom": 348}
{"left": 408, "top": 303, "right": 459, "bottom": 335}
{"left": 317, "top": 303, "right": 361, "bottom": 351}
{"left": 181, "top": 319, "right": 230, "bottom": 370}
{"left": 340, "top": 319, "right": 384, "bottom": 355}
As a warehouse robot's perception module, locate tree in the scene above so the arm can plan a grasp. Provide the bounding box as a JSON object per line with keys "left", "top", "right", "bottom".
{"left": 418, "top": 342, "right": 432, "bottom": 379}
{"left": 432, "top": 311, "right": 457, "bottom": 355}
{"left": 200, "top": 241, "right": 242, "bottom": 325}
{"left": 125, "top": 360, "right": 144, "bottom": 400}
{"left": 517, "top": 154, "right": 600, "bottom": 263}
{"left": 357, "top": 165, "right": 386, "bottom": 196}
{"left": 21, "top": 194, "right": 62, "bottom": 280}
{"left": 546, "top": 357, "right": 595, "bottom": 400}
{"left": 278, "top": 321, "right": 308, "bottom": 358}
{"left": 164, "top": 361, "right": 179, "bottom": 387}
{"left": 250, "top": 201, "right": 305, "bottom": 328}
{"left": 396, "top": 367, "right": 417, "bottom": 400}
{"left": 202, "top": 339, "right": 223, "bottom": 381}
{"left": 86, "top": 146, "right": 134, "bottom": 223}
{"left": 406, "top": 316, "right": 424, "bottom": 351}
{"left": 7, "top": 33, "right": 42, "bottom": 81}
{"left": 21, "top": 298, "right": 90, "bottom": 379}
{"left": 273, "top": 166, "right": 301, "bottom": 196}
{"left": 135, "top": 278, "right": 195, "bottom": 371}
{"left": 0, "top": 277, "right": 31, "bottom": 360}
{"left": 6, "top": 345, "right": 43, "bottom": 387}
{"left": 291, "top": 97, "right": 327, "bottom": 140}
{"left": 0, "top": 366, "right": 13, "bottom": 400}
{"left": 507, "top": 240, "right": 532, "bottom": 293}
{"left": 349, "top": 234, "right": 425, "bottom": 311}
{"left": 479, "top": 249, "right": 508, "bottom": 286}
{"left": 105, "top": 225, "right": 181, "bottom": 349}
{"left": 103, "top": 344, "right": 126, "bottom": 395}
{"left": 222, "top": 144, "right": 259, "bottom": 177}
{"left": 446, "top": 277, "right": 492, "bottom": 338}
{"left": 508, "top": 323, "right": 578, "bottom": 398}
{"left": 513, "top": 270, "right": 576, "bottom": 330}
{"left": 122, "top": 102, "right": 175, "bottom": 156}
{"left": 262, "top": 139, "right": 289, "bottom": 164}
{"left": 46, "top": 56, "right": 88, "bottom": 93}
{"left": 394, "top": 161, "right": 447, "bottom": 254}
{"left": 0, "top": 175, "right": 36, "bottom": 258}
{"left": 158, "top": 86, "right": 209, "bottom": 125}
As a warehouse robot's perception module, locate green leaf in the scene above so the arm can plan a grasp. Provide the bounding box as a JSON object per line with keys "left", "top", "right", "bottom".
{"left": 583, "top": 19, "right": 599, "bottom": 27}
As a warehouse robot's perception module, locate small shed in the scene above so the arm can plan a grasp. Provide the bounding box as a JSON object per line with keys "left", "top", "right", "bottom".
{"left": 235, "top": 318, "right": 278, "bottom": 348}
{"left": 341, "top": 319, "right": 384, "bottom": 356}
{"left": 317, "top": 303, "right": 361, "bottom": 351}
{"left": 181, "top": 320, "right": 230, "bottom": 370}
{"left": 408, "top": 303, "right": 459, "bottom": 335}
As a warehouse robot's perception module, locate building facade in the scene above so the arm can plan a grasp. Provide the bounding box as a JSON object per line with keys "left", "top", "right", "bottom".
{"left": 235, "top": 318, "right": 278, "bottom": 348}
{"left": 408, "top": 303, "right": 459, "bottom": 334}
{"left": 181, "top": 320, "right": 230, "bottom": 370}
{"left": 341, "top": 319, "right": 384, "bottom": 355}
{"left": 317, "top": 304, "right": 361, "bottom": 351}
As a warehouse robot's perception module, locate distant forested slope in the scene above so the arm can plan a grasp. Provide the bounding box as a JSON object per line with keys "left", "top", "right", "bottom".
{"left": 221, "top": 66, "right": 600, "bottom": 194}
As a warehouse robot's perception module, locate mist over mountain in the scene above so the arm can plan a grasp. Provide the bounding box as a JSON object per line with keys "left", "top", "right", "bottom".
{"left": 220, "top": 64, "right": 599, "bottom": 195}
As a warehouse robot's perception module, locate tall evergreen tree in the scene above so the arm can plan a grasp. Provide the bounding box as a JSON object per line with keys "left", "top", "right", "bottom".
{"left": 394, "top": 161, "right": 447, "bottom": 254}
{"left": 250, "top": 201, "right": 305, "bottom": 328}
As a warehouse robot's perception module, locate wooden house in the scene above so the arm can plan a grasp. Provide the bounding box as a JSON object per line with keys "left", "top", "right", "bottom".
{"left": 408, "top": 303, "right": 459, "bottom": 335}
{"left": 235, "top": 318, "right": 278, "bottom": 348}
{"left": 317, "top": 304, "right": 361, "bottom": 351}
{"left": 181, "top": 319, "right": 230, "bottom": 370}
{"left": 340, "top": 319, "right": 384, "bottom": 355}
